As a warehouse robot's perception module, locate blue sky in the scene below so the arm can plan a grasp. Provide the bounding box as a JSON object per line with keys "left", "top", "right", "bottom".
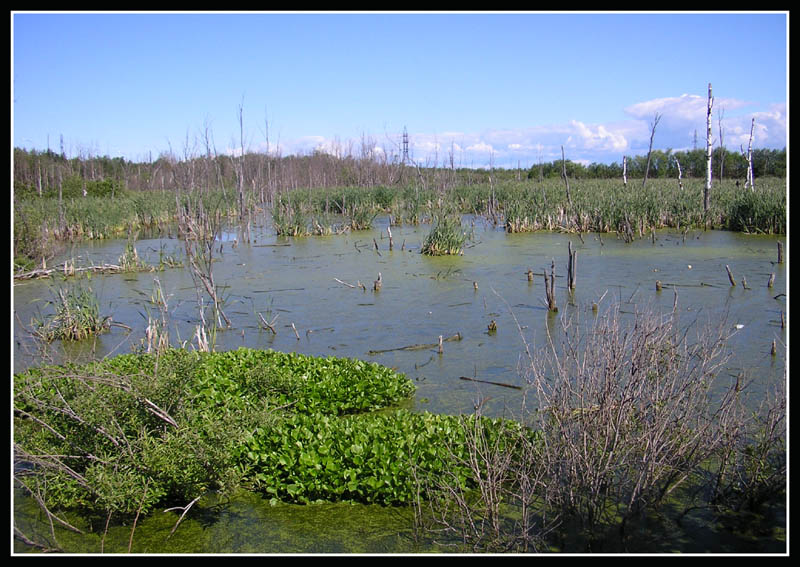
{"left": 12, "top": 11, "right": 788, "bottom": 168}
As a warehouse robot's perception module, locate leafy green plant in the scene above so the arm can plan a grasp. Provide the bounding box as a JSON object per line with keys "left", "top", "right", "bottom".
{"left": 237, "top": 410, "right": 527, "bottom": 505}
{"left": 13, "top": 347, "right": 418, "bottom": 520}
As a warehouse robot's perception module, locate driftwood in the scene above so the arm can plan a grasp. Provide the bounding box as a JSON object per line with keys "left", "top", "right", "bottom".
{"left": 368, "top": 333, "right": 462, "bottom": 355}
{"left": 459, "top": 376, "right": 522, "bottom": 390}
{"left": 14, "top": 263, "right": 126, "bottom": 281}
{"left": 725, "top": 265, "right": 737, "bottom": 287}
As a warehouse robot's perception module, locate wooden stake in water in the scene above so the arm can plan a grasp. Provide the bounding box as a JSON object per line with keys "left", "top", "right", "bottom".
{"left": 544, "top": 259, "right": 557, "bottom": 312}
{"left": 725, "top": 265, "right": 736, "bottom": 287}
{"left": 567, "top": 241, "right": 577, "bottom": 291}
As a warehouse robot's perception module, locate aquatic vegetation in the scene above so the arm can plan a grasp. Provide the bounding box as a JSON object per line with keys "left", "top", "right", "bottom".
{"left": 118, "top": 240, "right": 151, "bottom": 272}
{"left": 239, "top": 410, "right": 526, "bottom": 506}
{"left": 13, "top": 348, "right": 417, "bottom": 520}
{"left": 30, "top": 282, "right": 112, "bottom": 342}
{"left": 421, "top": 215, "right": 467, "bottom": 256}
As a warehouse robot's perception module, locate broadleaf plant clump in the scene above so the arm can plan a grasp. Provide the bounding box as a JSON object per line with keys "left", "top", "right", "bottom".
{"left": 13, "top": 347, "right": 522, "bottom": 520}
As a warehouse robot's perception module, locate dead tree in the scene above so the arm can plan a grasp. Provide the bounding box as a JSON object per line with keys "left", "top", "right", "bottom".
{"left": 674, "top": 157, "right": 684, "bottom": 190}
{"left": 622, "top": 155, "right": 627, "bottom": 187}
{"left": 237, "top": 99, "right": 246, "bottom": 221}
{"left": 544, "top": 259, "right": 557, "bottom": 312}
{"left": 567, "top": 241, "right": 577, "bottom": 292}
{"left": 718, "top": 106, "right": 726, "bottom": 183}
{"left": 745, "top": 118, "right": 755, "bottom": 190}
{"left": 642, "top": 113, "right": 662, "bottom": 190}
{"left": 561, "top": 146, "right": 573, "bottom": 207}
{"left": 704, "top": 83, "right": 714, "bottom": 213}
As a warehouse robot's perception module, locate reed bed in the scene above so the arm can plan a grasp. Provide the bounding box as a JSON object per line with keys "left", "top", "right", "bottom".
{"left": 31, "top": 282, "right": 112, "bottom": 342}
{"left": 268, "top": 177, "right": 785, "bottom": 238}
{"left": 421, "top": 214, "right": 468, "bottom": 256}
{"left": 14, "top": 173, "right": 785, "bottom": 270}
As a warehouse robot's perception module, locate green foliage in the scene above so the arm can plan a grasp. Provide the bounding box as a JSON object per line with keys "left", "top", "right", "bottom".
{"left": 421, "top": 215, "right": 467, "bottom": 256}
{"left": 238, "top": 410, "right": 528, "bottom": 505}
{"left": 13, "top": 348, "right": 417, "bottom": 518}
{"left": 726, "top": 185, "right": 786, "bottom": 234}
{"left": 272, "top": 196, "right": 309, "bottom": 236}
{"left": 31, "top": 282, "right": 111, "bottom": 342}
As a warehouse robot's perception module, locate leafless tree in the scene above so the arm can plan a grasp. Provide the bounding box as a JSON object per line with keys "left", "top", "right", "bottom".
{"left": 642, "top": 112, "right": 662, "bottom": 190}
{"left": 717, "top": 106, "right": 726, "bottom": 182}
{"left": 704, "top": 83, "right": 714, "bottom": 212}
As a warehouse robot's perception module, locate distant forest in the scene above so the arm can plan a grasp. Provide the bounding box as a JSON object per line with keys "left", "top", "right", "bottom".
{"left": 13, "top": 145, "right": 786, "bottom": 202}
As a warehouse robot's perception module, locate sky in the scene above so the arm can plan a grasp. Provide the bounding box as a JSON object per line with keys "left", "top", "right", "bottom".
{"left": 11, "top": 11, "right": 788, "bottom": 169}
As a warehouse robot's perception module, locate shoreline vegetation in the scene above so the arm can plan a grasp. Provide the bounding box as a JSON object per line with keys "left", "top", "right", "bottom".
{"left": 13, "top": 306, "right": 786, "bottom": 553}
{"left": 13, "top": 146, "right": 786, "bottom": 272}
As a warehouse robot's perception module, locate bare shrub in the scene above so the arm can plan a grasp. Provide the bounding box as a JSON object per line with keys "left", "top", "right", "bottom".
{"left": 526, "top": 302, "right": 742, "bottom": 548}
{"left": 413, "top": 299, "right": 784, "bottom": 552}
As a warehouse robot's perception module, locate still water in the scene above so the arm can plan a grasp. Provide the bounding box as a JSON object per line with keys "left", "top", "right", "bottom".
{"left": 12, "top": 215, "right": 787, "bottom": 553}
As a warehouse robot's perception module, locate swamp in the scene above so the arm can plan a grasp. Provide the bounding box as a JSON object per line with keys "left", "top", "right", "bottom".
{"left": 12, "top": 152, "right": 787, "bottom": 554}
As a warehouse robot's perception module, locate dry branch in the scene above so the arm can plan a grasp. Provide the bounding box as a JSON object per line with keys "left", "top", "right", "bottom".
{"left": 368, "top": 333, "right": 462, "bottom": 355}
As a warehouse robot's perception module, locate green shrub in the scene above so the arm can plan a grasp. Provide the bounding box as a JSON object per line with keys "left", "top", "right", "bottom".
{"left": 13, "top": 348, "right": 417, "bottom": 517}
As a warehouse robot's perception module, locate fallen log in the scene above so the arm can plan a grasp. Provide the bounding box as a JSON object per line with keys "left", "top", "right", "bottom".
{"left": 368, "top": 333, "right": 462, "bottom": 355}
{"left": 459, "top": 376, "right": 522, "bottom": 390}
{"left": 14, "top": 263, "right": 125, "bottom": 281}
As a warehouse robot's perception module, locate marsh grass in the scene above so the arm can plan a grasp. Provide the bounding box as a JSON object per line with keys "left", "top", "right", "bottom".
{"left": 266, "top": 177, "right": 784, "bottom": 241}
{"left": 32, "top": 282, "right": 111, "bottom": 342}
{"left": 118, "top": 240, "right": 151, "bottom": 272}
{"left": 421, "top": 214, "right": 468, "bottom": 256}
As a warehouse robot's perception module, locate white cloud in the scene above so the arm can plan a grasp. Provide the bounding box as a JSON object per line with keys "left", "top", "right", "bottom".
{"left": 251, "top": 94, "right": 784, "bottom": 168}
{"left": 568, "top": 120, "right": 628, "bottom": 152}
{"left": 466, "top": 141, "right": 494, "bottom": 154}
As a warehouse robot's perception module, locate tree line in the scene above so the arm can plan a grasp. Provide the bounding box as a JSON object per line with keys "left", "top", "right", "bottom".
{"left": 527, "top": 147, "right": 786, "bottom": 182}
{"left": 13, "top": 144, "right": 787, "bottom": 204}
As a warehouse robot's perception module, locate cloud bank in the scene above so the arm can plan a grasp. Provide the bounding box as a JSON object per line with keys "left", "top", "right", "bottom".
{"left": 235, "top": 94, "right": 786, "bottom": 169}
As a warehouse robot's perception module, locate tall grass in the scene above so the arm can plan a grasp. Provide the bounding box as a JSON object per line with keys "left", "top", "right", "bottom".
{"left": 13, "top": 189, "right": 241, "bottom": 268}
{"left": 31, "top": 282, "right": 111, "bottom": 342}
{"left": 421, "top": 214, "right": 468, "bottom": 256}
{"left": 14, "top": 174, "right": 786, "bottom": 267}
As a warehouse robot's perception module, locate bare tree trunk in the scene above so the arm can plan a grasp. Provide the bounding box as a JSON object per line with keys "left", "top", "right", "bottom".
{"left": 674, "top": 157, "right": 684, "bottom": 190}
{"left": 237, "top": 100, "right": 246, "bottom": 220}
{"left": 642, "top": 113, "right": 662, "bottom": 190}
{"left": 561, "top": 146, "right": 572, "bottom": 207}
{"left": 745, "top": 117, "right": 755, "bottom": 190}
{"left": 704, "top": 83, "right": 713, "bottom": 213}
{"left": 718, "top": 107, "right": 725, "bottom": 182}
{"left": 622, "top": 155, "right": 627, "bottom": 187}
{"left": 567, "top": 241, "right": 577, "bottom": 291}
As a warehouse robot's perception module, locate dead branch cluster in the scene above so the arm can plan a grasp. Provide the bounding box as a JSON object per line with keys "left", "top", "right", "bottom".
{"left": 412, "top": 301, "right": 786, "bottom": 552}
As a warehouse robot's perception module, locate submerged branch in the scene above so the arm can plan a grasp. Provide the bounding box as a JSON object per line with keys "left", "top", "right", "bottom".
{"left": 368, "top": 333, "right": 462, "bottom": 355}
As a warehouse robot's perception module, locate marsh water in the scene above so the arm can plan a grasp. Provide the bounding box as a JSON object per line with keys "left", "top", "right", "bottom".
{"left": 12, "top": 215, "right": 787, "bottom": 553}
